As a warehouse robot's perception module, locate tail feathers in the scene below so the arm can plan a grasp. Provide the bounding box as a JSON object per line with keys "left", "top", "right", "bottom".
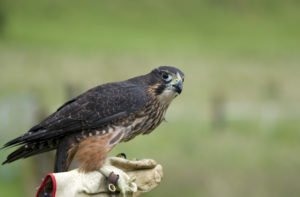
{"left": 2, "top": 143, "right": 55, "bottom": 165}
{"left": 2, "top": 145, "right": 28, "bottom": 164}
{"left": 2, "top": 137, "right": 25, "bottom": 149}
{"left": 2, "top": 129, "right": 50, "bottom": 149}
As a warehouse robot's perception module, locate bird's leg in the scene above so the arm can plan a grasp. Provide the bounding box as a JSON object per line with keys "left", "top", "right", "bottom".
{"left": 98, "top": 165, "right": 137, "bottom": 197}
{"left": 54, "top": 136, "right": 76, "bottom": 172}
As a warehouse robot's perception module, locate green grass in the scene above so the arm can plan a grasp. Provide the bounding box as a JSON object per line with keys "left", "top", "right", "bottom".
{"left": 1, "top": 0, "right": 300, "bottom": 57}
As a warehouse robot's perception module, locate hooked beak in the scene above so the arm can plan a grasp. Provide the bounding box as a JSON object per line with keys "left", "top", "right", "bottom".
{"left": 171, "top": 73, "right": 183, "bottom": 94}
{"left": 172, "top": 80, "right": 183, "bottom": 94}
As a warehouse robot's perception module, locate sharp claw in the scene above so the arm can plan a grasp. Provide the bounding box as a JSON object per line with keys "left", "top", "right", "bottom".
{"left": 116, "top": 152, "right": 127, "bottom": 159}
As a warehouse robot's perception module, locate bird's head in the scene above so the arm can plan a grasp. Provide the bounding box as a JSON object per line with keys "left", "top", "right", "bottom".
{"left": 148, "top": 66, "right": 184, "bottom": 104}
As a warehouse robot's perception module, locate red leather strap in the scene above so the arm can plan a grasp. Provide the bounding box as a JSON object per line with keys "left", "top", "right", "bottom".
{"left": 36, "top": 173, "right": 57, "bottom": 197}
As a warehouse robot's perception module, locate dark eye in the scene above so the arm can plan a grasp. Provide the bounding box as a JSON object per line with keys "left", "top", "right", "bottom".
{"left": 161, "top": 72, "right": 172, "bottom": 82}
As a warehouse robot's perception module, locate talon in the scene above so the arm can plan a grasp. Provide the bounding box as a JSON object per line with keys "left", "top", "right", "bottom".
{"left": 116, "top": 153, "right": 127, "bottom": 159}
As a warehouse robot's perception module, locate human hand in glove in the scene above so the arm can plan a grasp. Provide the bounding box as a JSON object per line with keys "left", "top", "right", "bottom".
{"left": 36, "top": 156, "right": 163, "bottom": 197}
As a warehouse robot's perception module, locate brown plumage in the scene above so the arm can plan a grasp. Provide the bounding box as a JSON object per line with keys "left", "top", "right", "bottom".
{"left": 2, "top": 66, "right": 184, "bottom": 172}
{"left": 75, "top": 133, "right": 114, "bottom": 172}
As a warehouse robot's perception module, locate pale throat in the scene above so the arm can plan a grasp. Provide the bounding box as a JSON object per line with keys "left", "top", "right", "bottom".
{"left": 157, "top": 88, "right": 177, "bottom": 106}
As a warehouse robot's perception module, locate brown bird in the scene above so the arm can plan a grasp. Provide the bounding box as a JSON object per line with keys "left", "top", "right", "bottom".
{"left": 2, "top": 66, "right": 184, "bottom": 173}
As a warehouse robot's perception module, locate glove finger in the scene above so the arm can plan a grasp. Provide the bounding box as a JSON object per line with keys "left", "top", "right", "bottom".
{"left": 109, "top": 157, "right": 157, "bottom": 170}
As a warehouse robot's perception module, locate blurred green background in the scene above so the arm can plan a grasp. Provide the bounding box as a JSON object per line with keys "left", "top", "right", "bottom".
{"left": 0, "top": 0, "right": 300, "bottom": 196}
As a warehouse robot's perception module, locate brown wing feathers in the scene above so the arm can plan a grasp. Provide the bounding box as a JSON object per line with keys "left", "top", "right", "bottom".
{"left": 2, "top": 80, "right": 148, "bottom": 170}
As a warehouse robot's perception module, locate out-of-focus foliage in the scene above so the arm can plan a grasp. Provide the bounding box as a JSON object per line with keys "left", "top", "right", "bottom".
{"left": 0, "top": 0, "right": 299, "bottom": 196}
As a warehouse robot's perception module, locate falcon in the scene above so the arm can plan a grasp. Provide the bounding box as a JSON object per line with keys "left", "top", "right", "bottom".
{"left": 2, "top": 66, "right": 184, "bottom": 173}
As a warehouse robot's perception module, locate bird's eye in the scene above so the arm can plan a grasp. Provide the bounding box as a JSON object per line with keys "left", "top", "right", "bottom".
{"left": 161, "top": 72, "right": 172, "bottom": 82}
